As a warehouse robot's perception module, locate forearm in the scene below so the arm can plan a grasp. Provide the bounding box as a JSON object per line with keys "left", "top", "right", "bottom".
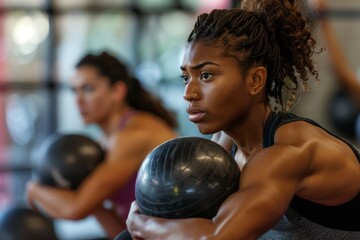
{"left": 210, "top": 197, "right": 280, "bottom": 240}
{"left": 129, "top": 208, "right": 270, "bottom": 240}
{"left": 28, "top": 161, "right": 134, "bottom": 221}
{"left": 28, "top": 183, "right": 89, "bottom": 220}
{"left": 128, "top": 148, "right": 303, "bottom": 240}
{"left": 128, "top": 213, "right": 216, "bottom": 240}
{"left": 128, "top": 198, "right": 276, "bottom": 240}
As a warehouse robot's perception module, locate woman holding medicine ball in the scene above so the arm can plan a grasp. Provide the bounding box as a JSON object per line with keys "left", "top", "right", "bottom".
{"left": 126, "top": 0, "right": 360, "bottom": 239}
{"left": 26, "top": 52, "right": 177, "bottom": 239}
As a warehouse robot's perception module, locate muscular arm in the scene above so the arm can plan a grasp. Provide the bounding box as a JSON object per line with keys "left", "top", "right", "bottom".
{"left": 27, "top": 131, "right": 147, "bottom": 220}
{"left": 127, "top": 145, "right": 308, "bottom": 240}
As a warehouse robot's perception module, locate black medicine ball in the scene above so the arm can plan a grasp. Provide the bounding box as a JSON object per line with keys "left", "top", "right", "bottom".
{"left": 34, "top": 133, "right": 105, "bottom": 190}
{"left": 0, "top": 206, "right": 58, "bottom": 240}
{"left": 135, "top": 136, "right": 241, "bottom": 219}
{"left": 328, "top": 90, "right": 360, "bottom": 138}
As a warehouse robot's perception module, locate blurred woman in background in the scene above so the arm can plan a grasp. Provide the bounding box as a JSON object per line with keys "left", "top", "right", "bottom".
{"left": 26, "top": 52, "right": 177, "bottom": 239}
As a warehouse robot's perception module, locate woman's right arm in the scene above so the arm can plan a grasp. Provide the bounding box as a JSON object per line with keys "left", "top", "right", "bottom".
{"left": 27, "top": 131, "right": 148, "bottom": 220}
{"left": 127, "top": 145, "right": 309, "bottom": 240}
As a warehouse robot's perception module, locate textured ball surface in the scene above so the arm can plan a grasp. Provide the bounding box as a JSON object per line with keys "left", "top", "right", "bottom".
{"left": 34, "top": 134, "right": 105, "bottom": 190}
{"left": 0, "top": 206, "right": 58, "bottom": 240}
{"left": 328, "top": 91, "right": 360, "bottom": 138}
{"left": 135, "top": 137, "right": 240, "bottom": 219}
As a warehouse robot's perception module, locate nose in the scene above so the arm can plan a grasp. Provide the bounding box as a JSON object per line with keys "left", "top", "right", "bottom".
{"left": 183, "top": 80, "right": 200, "bottom": 102}
{"left": 74, "top": 91, "right": 83, "bottom": 107}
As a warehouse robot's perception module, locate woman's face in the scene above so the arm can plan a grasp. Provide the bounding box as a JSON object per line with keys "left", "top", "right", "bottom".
{"left": 70, "top": 65, "right": 120, "bottom": 125}
{"left": 181, "top": 42, "right": 254, "bottom": 134}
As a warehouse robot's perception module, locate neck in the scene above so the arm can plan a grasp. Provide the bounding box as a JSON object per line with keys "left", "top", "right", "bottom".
{"left": 98, "top": 106, "right": 133, "bottom": 137}
{"left": 225, "top": 103, "right": 272, "bottom": 159}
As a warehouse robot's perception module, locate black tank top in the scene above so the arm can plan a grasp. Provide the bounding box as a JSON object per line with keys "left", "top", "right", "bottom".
{"left": 232, "top": 111, "right": 360, "bottom": 231}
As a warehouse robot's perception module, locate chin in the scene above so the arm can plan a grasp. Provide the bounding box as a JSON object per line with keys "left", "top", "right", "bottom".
{"left": 197, "top": 125, "right": 217, "bottom": 135}
{"left": 82, "top": 118, "right": 93, "bottom": 125}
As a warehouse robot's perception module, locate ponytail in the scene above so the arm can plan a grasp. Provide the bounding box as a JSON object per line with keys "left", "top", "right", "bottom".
{"left": 246, "top": 0, "right": 319, "bottom": 109}
{"left": 126, "top": 77, "right": 177, "bottom": 128}
{"left": 188, "top": 0, "right": 320, "bottom": 111}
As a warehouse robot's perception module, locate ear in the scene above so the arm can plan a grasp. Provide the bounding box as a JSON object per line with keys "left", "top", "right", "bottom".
{"left": 112, "top": 81, "right": 128, "bottom": 102}
{"left": 246, "top": 66, "right": 267, "bottom": 96}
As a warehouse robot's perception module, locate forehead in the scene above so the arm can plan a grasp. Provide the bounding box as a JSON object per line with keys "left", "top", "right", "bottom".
{"left": 75, "top": 65, "right": 100, "bottom": 77}
{"left": 70, "top": 66, "right": 110, "bottom": 89}
{"left": 181, "top": 42, "right": 225, "bottom": 67}
{"left": 72, "top": 65, "right": 102, "bottom": 83}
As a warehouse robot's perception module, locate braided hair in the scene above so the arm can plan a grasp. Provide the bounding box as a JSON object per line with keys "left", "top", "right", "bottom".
{"left": 188, "top": 0, "right": 319, "bottom": 111}
{"left": 76, "top": 52, "right": 177, "bottom": 128}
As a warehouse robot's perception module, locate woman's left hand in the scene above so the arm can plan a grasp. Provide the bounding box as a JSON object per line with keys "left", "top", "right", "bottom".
{"left": 126, "top": 201, "right": 203, "bottom": 240}
{"left": 126, "top": 201, "right": 147, "bottom": 240}
{"left": 127, "top": 201, "right": 174, "bottom": 240}
{"left": 25, "top": 181, "right": 40, "bottom": 212}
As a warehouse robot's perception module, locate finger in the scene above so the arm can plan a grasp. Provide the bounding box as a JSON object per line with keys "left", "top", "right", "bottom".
{"left": 25, "top": 181, "right": 41, "bottom": 213}
{"left": 29, "top": 201, "right": 40, "bottom": 213}
{"left": 129, "top": 201, "right": 140, "bottom": 215}
{"left": 127, "top": 211, "right": 149, "bottom": 238}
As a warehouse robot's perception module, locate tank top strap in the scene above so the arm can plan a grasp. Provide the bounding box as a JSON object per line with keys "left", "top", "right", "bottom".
{"left": 262, "top": 111, "right": 322, "bottom": 148}
{"left": 118, "top": 109, "right": 138, "bottom": 131}
{"left": 231, "top": 111, "right": 280, "bottom": 157}
{"left": 263, "top": 111, "right": 280, "bottom": 148}
{"left": 263, "top": 111, "right": 360, "bottom": 159}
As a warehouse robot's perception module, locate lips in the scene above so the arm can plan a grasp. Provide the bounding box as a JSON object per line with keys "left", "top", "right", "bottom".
{"left": 187, "top": 107, "right": 206, "bottom": 122}
{"left": 79, "top": 109, "right": 87, "bottom": 117}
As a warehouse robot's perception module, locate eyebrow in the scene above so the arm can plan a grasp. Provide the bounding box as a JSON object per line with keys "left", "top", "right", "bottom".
{"left": 180, "top": 62, "right": 220, "bottom": 71}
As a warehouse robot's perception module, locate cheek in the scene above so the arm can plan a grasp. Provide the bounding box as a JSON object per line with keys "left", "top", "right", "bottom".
{"left": 84, "top": 91, "right": 113, "bottom": 110}
{"left": 95, "top": 97, "right": 114, "bottom": 112}
{"left": 84, "top": 94, "right": 102, "bottom": 108}
{"left": 88, "top": 97, "right": 115, "bottom": 121}
{"left": 207, "top": 83, "right": 250, "bottom": 123}
{"left": 206, "top": 83, "right": 245, "bottom": 109}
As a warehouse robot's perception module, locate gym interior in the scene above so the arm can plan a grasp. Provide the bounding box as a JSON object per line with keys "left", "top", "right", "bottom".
{"left": 0, "top": 0, "right": 359, "bottom": 239}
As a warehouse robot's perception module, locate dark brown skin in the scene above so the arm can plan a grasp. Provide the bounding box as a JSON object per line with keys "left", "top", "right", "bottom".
{"left": 126, "top": 42, "right": 360, "bottom": 240}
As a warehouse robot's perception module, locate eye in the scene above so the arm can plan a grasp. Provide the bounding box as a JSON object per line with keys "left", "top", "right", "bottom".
{"left": 180, "top": 74, "right": 189, "bottom": 84}
{"left": 69, "top": 86, "right": 76, "bottom": 93}
{"left": 200, "top": 72, "right": 213, "bottom": 81}
{"left": 83, "top": 85, "right": 94, "bottom": 93}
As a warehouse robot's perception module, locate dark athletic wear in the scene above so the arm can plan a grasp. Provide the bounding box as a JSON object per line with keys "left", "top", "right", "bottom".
{"left": 231, "top": 111, "right": 360, "bottom": 239}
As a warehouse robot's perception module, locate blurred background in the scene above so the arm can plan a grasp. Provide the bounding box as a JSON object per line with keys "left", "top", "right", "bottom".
{"left": 0, "top": 0, "right": 359, "bottom": 239}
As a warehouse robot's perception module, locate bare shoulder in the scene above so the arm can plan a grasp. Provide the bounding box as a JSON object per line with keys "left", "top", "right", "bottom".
{"left": 131, "top": 111, "right": 176, "bottom": 136}
{"left": 268, "top": 119, "right": 360, "bottom": 204}
{"left": 244, "top": 143, "right": 310, "bottom": 183}
{"left": 275, "top": 120, "right": 357, "bottom": 161}
{"left": 246, "top": 121, "right": 316, "bottom": 172}
{"left": 114, "top": 111, "right": 176, "bottom": 152}
{"left": 274, "top": 120, "right": 320, "bottom": 146}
